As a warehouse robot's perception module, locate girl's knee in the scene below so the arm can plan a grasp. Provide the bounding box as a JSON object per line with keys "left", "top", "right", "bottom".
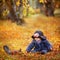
{"left": 31, "top": 50, "right": 37, "bottom": 53}
{"left": 41, "top": 50, "right": 47, "bottom": 54}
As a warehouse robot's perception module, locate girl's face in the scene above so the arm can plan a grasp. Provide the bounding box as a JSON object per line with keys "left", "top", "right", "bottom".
{"left": 34, "top": 37, "right": 41, "bottom": 41}
{"left": 33, "top": 33, "right": 41, "bottom": 41}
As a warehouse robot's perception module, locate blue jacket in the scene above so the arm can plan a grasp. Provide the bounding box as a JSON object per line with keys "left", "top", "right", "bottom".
{"left": 26, "top": 39, "right": 52, "bottom": 52}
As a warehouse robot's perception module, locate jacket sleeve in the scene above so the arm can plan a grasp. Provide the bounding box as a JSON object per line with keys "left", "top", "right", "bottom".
{"left": 26, "top": 40, "right": 35, "bottom": 52}
{"left": 43, "top": 40, "right": 52, "bottom": 51}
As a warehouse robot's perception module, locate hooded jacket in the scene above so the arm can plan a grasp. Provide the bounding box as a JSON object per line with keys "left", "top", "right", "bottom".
{"left": 26, "top": 31, "right": 52, "bottom": 52}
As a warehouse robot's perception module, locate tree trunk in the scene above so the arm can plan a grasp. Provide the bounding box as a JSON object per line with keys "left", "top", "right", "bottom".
{"left": 0, "top": 0, "right": 24, "bottom": 25}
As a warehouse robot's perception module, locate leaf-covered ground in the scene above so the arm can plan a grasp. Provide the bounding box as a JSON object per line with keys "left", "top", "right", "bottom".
{"left": 0, "top": 14, "right": 60, "bottom": 60}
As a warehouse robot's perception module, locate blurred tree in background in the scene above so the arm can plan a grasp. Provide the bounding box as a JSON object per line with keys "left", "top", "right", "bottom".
{"left": 54, "top": 0, "right": 60, "bottom": 8}
{"left": 0, "top": 0, "right": 60, "bottom": 25}
{"left": 0, "top": 0, "right": 25, "bottom": 25}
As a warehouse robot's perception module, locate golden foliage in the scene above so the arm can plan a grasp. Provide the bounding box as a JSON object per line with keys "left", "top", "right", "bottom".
{"left": 2, "top": 9, "right": 9, "bottom": 16}
{"left": 0, "top": 15, "right": 60, "bottom": 60}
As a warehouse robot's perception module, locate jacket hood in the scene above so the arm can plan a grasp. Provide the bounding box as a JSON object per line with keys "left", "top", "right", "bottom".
{"left": 34, "top": 30, "right": 44, "bottom": 36}
{"left": 33, "top": 30, "right": 46, "bottom": 40}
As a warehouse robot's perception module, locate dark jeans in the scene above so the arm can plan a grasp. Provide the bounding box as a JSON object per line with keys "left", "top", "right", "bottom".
{"left": 31, "top": 50, "right": 48, "bottom": 54}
